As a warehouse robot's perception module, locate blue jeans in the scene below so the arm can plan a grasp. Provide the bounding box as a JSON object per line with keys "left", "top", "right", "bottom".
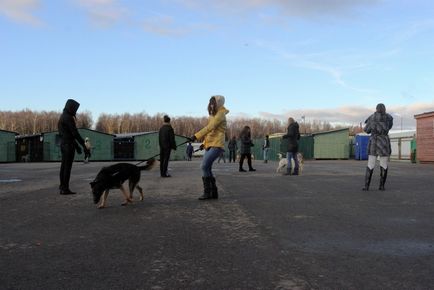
{"left": 201, "top": 147, "right": 224, "bottom": 177}
{"left": 263, "top": 148, "right": 270, "bottom": 161}
{"left": 286, "top": 151, "right": 299, "bottom": 173}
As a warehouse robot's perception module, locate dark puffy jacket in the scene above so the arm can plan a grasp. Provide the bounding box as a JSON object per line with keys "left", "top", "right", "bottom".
{"left": 58, "top": 99, "right": 85, "bottom": 146}
{"left": 239, "top": 134, "right": 253, "bottom": 154}
{"left": 364, "top": 112, "right": 393, "bottom": 156}
{"left": 283, "top": 122, "right": 300, "bottom": 153}
{"left": 159, "top": 123, "right": 177, "bottom": 150}
{"left": 228, "top": 139, "right": 238, "bottom": 151}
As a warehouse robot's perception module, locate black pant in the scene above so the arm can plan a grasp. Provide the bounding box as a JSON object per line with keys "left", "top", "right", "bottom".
{"left": 59, "top": 143, "right": 75, "bottom": 190}
{"left": 239, "top": 153, "right": 253, "bottom": 169}
{"left": 229, "top": 150, "right": 236, "bottom": 162}
{"left": 160, "top": 148, "right": 172, "bottom": 176}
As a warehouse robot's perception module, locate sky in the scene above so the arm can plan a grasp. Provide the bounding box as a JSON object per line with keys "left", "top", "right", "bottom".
{"left": 1, "top": 0, "right": 434, "bottom": 130}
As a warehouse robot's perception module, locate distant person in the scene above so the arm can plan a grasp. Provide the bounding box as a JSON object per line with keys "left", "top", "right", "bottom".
{"left": 84, "top": 137, "right": 92, "bottom": 164}
{"left": 227, "top": 136, "right": 238, "bottom": 163}
{"left": 186, "top": 142, "right": 193, "bottom": 161}
{"left": 58, "top": 99, "right": 90, "bottom": 195}
{"left": 282, "top": 117, "right": 300, "bottom": 175}
{"left": 263, "top": 135, "right": 270, "bottom": 163}
{"left": 239, "top": 126, "right": 256, "bottom": 172}
{"left": 362, "top": 103, "right": 393, "bottom": 191}
{"left": 190, "top": 95, "right": 229, "bottom": 200}
{"left": 159, "top": 115, "right": 177, "bottom": 177}
{"left": 217, "top": 151, "right": 226, "bottom": 163}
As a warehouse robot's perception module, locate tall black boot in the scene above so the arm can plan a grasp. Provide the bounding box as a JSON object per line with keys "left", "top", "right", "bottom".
{"left": 198, "top": 177, "right": 212, "bottom": 200}
{"left": 239, "top": 157, "right": 246, "bottom": 172}
{"left": 210, "top": 176, "right": 218, "bottom": 199}
{"left": 247, "top": 155, "right": 256, "bottom": 171}
{"left": 379, "top": 166, "right": 388, "bottom": 191}
{"left": 362, "top": 167, "right": 374, "bottom": 191}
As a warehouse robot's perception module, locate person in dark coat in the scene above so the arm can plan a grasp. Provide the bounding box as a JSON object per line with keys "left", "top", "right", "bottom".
{"left": 58, "top": 99, "right": 90, "bottom": 195}
{"left": 186, "top": 142, "right": 194, "bottom": 161}
{"left": 239, "top": 126, "right": 256, "bottom": 172}
{"left": 362, "top": 103, "right": 393, "bottom": 191}
{"left": 227, "top": 136, "right": 238, "bottom": 163}
{"left": 158, "top": 115, "right": 177, "bottom": 177}
{"left": 282, "top": 117, "right": 300, "bottom": 175}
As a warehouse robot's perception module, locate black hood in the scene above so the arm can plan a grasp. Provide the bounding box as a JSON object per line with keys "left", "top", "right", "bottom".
{"left": 64, "top": 99, "right": 80, "bottom": 116}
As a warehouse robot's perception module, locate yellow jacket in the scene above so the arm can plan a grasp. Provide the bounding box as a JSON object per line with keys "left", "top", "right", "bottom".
{"left": 195, "top": 105, "right": 229, "bottom": 149}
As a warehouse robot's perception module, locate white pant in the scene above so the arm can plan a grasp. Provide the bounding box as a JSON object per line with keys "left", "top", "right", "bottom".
{"left": 367, "top": 155, "right": 389, "bottom": 170}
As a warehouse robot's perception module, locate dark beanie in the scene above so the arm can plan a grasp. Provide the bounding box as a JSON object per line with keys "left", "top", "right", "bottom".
{"left": 164, "top": 115, "right": 171, "bottom": 123}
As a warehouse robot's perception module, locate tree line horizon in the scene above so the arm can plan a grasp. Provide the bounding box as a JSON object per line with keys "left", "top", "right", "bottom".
{"left": 0, "top": 109, "right": 363, "bottom": 138}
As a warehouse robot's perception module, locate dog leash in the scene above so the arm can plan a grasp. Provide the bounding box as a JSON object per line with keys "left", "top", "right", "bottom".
{"left": 134, "top": 139, "right": 194, "bottom": 166}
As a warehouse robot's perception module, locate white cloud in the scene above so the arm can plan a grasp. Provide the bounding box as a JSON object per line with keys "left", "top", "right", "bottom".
{"left": 141, "top": 13, "right": 214, "bottom": 37}
{"left": 175, "top": 0, "right": 381, "bottom": 18}
{"left": 251, "top": 102, "right": 434, "bottom": 130}
{"left": 75, "top": 0, "right": 127, "bottom": 27}
{"left": 257, "top": 41, "right": 377, "bottom": 94}
{"left": 0, "top": 0, "right": 42, "bottom": 26}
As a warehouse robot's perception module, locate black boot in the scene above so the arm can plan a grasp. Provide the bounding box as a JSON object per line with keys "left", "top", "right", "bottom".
{"left": 362, "top": 167, "right": 374, "bottom": 191}
{"left": 239, "top": 163, "right": 246, "bottom": 172}
{"left": 198, "top": 177, "right": 212, "bottom": 200}
{"left": 379, "top": 166, "right": 388, "bottom": 191}
{"left": 210, "top": 176, "right": 218, "bottom": 199}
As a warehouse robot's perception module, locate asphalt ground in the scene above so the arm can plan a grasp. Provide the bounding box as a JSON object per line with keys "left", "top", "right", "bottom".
{"left": 1, "top": 159, "right": 433, "bottom": 289}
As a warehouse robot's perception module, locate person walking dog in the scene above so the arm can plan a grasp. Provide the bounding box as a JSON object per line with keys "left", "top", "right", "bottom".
{"left": 282, "top": 117, "right": 300, "bottom": 175}
{"left": 190, "top": 95, "right": 229, "bottom": 200}
{"left": 58, "top": 99, "right": 90, "bottom": 195}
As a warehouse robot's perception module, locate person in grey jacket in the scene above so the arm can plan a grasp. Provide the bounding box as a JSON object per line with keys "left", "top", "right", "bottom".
{"left": 363, "top": 103, "right": 393, "bottom": 191}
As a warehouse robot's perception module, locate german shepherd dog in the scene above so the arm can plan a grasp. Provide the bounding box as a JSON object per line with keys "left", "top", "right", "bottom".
{"left": 90, "top": 159, "right": 155, "bottom": 209}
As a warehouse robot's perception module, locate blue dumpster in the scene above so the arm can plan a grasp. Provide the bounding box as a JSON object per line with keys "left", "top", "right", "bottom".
{"left": 355, "top": 134, "right": 369, "bottom": 160}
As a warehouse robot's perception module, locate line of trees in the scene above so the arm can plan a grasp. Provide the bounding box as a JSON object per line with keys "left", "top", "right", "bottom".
{"left": 0, "top": 110, "right": 362, "bottom": 137}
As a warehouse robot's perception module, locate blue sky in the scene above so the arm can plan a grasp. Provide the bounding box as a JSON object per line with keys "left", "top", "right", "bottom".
{"left": 1, "top": 0, "right": 433, "bottom": 129}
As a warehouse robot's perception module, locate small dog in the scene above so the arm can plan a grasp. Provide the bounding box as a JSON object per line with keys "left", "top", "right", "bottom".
{"left": 90, "top": 159, "right": 155, "bottom": 209}
{"left": 276, "top": 153, "right": 304, "bottom": 175}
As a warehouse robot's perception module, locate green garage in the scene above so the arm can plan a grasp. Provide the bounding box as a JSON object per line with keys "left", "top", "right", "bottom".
{"left": 313, "top": 128, "right": 350, "bottom": 159}
{"left": 0, "top": 129, "right": 17, "bottom": 162}
{"left": 43, "top": 128, "right": 114, "bottom": 161}
{"left": 115, "top": 132, "right": 189, "bottom": 161}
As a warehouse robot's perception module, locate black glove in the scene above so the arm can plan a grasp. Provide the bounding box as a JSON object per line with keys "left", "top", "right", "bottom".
{"left": 189, "top": 135, "right": 196, "bottom": 142}
{"left": 74, "top": 142, "right": 82, "bottom": 154}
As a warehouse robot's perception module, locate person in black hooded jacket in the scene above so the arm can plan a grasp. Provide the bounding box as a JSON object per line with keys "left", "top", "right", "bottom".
{"left": 282, "top": 117, "right": 300, "bottom": 175}
{"left": 58, "top": 99, "right": 90, "bottom": 195}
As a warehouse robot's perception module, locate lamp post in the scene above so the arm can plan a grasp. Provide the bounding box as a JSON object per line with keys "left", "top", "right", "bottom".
{"left": 394, "top": 113, "right": 403, "bottom": 131}
{"left": 301, "top": 115, "right": 306, "bottom": 134}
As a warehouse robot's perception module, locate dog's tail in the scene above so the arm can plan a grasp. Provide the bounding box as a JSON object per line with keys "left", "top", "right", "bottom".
{"left": 138, "top": 158, "right": 155, "bottom": 171}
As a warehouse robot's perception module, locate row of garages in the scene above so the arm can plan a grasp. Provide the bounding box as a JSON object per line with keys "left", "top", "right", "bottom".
{"left": 1, "top": 111, "right": 433, "bottom": 163}
{"left": 0, "top": 129, "right": 189, "bottom": 162}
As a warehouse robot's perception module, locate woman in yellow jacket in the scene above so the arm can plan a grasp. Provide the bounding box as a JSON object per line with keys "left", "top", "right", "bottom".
{"left": 190, "top": 95, "right": 229, "bottom": 200}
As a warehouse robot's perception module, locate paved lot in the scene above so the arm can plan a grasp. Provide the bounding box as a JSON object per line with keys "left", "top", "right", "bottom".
{"left": 1, "top": 159, "right": 434, "bottom": 289}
